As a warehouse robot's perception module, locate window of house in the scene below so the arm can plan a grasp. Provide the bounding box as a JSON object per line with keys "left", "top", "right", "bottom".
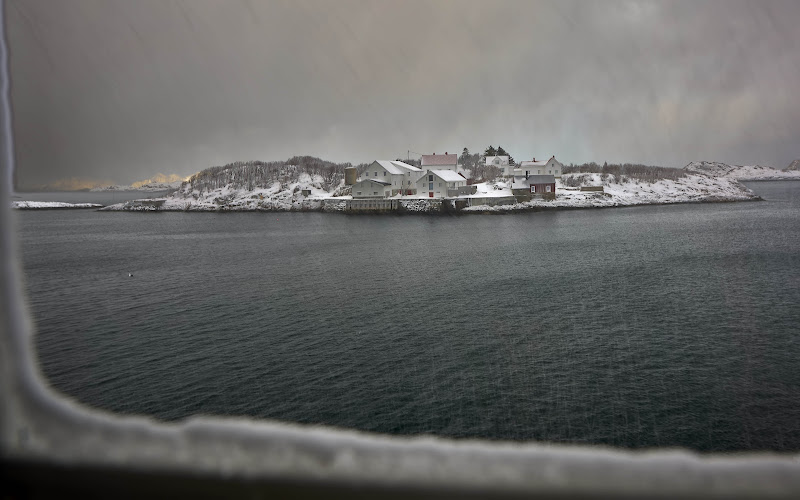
{"left": 531, "top": 185, "right": 537, "bottom": 193}
{"left": 374, "top": 172, "right": 378, "bottom": 177}
{"left": 439, "top": 183, "right": 442, "bottom": 187}
{"left": 546, "top": 185, "right": 552, "bottom": 192}
{"left": 373, "top": 191, "right": 378, "bottom": 195}
{"left": 383, "top": 172, "right": 386, "bottom": 177}
{"left": 428, "top": 175, "right": 433, "bottom": 181}
{"left": 429, "top": 182, "right": 433, "bottom": 190}
{"left": 356, "top": 191, "right": 361, "bottom": 195}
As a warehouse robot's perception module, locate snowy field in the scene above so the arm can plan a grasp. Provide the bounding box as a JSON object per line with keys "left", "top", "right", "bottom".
{"left": 464, "top": 173, "right": 758, "bottom": 212}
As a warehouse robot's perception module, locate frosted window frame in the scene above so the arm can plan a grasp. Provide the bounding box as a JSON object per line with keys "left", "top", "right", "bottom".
{"left": 0, "top": 9, "right": 799, "bottom": 496}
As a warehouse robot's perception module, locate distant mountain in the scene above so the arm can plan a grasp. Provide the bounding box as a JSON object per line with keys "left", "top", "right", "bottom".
{"left": 131, "top": 173, "right": 188, "bottom": 188}
{"left": 785, "top": 159, "right": 800, "bottom": 172}
{"left": 90, "top": 181, "right": 182, "bottom": 192}
{"left": 684, "top": 161, "right": 800, "bottom": 180}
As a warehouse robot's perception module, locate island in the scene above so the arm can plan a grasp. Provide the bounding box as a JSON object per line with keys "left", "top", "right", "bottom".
{"left": 95, "top": 154, "right": 793, "bottom": 214}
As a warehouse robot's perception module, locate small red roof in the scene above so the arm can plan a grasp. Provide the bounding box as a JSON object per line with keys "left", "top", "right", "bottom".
{"left": 421, "top": 153, "right": 457, "bottom": 166}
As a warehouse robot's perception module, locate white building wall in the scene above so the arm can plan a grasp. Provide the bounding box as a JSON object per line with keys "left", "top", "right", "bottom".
{"left": 416, "top": 173, "right": 446, "bottom": 198}
{"left": 352, "top": 180, "right": 391, "bottom": 198}
{"left": 414, "top": 173, "right": 465, "bottom": 198}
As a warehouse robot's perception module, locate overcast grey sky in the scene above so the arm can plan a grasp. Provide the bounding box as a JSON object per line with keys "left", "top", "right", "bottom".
{"left": 8, "top": 0, "right": 800, "bottom": 188}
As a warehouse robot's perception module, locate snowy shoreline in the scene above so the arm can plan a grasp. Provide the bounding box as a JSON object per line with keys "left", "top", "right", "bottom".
{"left": 98, "top": 172, "right": 761, "bottom": 214}
{"left": 11, "top": 201, "right": 104, "bottom": 210}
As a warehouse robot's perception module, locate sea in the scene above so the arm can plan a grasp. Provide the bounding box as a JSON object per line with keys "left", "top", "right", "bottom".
{"left": 14, "top": 182, "right": 800, "bottom": 453}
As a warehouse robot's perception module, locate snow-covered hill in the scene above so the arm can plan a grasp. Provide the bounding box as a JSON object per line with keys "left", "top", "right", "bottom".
{"left": 684, "top": 161, "right": 800, "bottom": 180}
{"left": 465, "top": 173, "right": 758, "bottom": 212}
{"left": 785, "top": 159, "right": 800, "bottom": 172}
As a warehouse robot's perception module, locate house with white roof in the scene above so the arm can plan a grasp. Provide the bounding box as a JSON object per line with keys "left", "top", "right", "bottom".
{"left": 517, "top": 156, "right": 563, "bottom": 178}
{"left": 361, "top": 160, "right": 423, "bottom": 195}
{"left": 416, "top": 169, "right": 467, "bottom": 198}
{"left": 351, "top": 178, "right": 392, "bottom": 198}
{"left": 485, "top": 155, "right": 512, "bottom": 177}
{"left": 421, "top": 152, "right": 458, "bottom": 172}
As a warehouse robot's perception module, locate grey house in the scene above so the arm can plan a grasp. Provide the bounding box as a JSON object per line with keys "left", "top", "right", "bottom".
{"left": 511, "top": 174, "right": 556, "bottom": 201}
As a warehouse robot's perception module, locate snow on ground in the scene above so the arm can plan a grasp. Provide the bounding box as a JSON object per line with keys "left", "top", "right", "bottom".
{"left": 102, "top": 171, "right": 759, "bottom": 213}
{"left": 12, "top": 201, "right": 103, "bottom": 209}
{"left": 684, "top": 161, "right": 800, "bottom": 180}
{"left": 464, "top": 173, "right": 758, "bottom": 212}
{"left": 103, "top": 173, "right": 345, "bottom": 212}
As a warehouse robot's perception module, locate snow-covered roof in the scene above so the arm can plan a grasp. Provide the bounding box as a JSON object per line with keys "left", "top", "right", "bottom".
{"left": 372, "top": 160, "right": 422, "bottom": 175}
{"left": 421, "top": 153, "right": 457, "bottom": 166}
{"left": 420, "top": 169, "right": 466, "bottom": 182}
{"left": 520, "top": 156, "right": 556, "bottom": 167}
{"left": 389, "top": 160, "right": 422, "bottom": 173}
{"left": 485, "top": 155, "right": 509, "bottom": 166}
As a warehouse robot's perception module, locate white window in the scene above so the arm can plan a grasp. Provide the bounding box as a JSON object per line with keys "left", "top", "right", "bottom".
{"left": 356, "top": 191, "right": 361, "bottom": 195}
{"left": 374, "top": 172, "right": 378, "bottom": 177}
{"left": 365, "top": 172, "right": 368, "bottom": 177}
{"left": 429, "top": 182, "right": 433, "bottom": 190}
{"left": 531, "top": 185, "right": 537, "bottom": 193}
{"left": 373, "top": 191, "right": 378, "bottom": 195}
{"left": 546, "top": 185, "right": 552, "bottom": 192}
{"left": 383, "top": 172, "right": 386, "bottom": 177}
{"left": 428, "top": 175, "right": 433, "bottom": 181}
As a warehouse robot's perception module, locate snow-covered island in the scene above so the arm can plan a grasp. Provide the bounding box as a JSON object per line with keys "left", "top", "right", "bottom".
{"left": 100, "top": 156, "right": 766, "bottom": 214}
{"left": 90, "top": 173, "right": 189, "bottom": 192}
{"left": 684, "top": 161, "right": 800, "bottom": 181}
{"left": 12, "top": 201, "right": 104, "bottom": 210}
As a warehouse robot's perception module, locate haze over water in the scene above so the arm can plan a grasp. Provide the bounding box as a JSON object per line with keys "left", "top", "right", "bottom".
{"left": 17, "top": 182, "right": 800, "bottom": 452}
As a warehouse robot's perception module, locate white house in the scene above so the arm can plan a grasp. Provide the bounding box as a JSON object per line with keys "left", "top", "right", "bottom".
{"left": 517, "top": 156, "right": 563, "bottom": 178}
{"left": 485, "top": 155, "right": 512, "bottom": 176}
{"left": 361, "top": 160, "right": 422, "bottom": 195}
{"left": 351, "top": 178, "right": 392, "bottom": 198}
{"left": 421, "top": 152, "right": 458, "bottom": 172}
{"left": 415, "top": 169, "right": 467, "bottom": 198}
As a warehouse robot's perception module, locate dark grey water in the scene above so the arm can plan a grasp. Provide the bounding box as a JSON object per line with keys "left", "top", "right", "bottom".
{"left": 16, "top": 182, "right": 800, "bottom": 452}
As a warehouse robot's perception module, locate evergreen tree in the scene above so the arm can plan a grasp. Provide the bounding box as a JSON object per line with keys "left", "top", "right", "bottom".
{"left": 484, "top": 145, "right": 497, "bottom": 157}
{"left": 459, "top": 148, "right": 474, "bottom": 170}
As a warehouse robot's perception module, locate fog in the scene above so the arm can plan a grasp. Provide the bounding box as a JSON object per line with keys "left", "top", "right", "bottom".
{"left": 8, "top": 0, "right": 799, "bottom": 189}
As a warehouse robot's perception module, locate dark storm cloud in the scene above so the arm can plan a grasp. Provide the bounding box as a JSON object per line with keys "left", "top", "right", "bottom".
{"left": 7, "top": 0, "right": 800, "bottom": 188}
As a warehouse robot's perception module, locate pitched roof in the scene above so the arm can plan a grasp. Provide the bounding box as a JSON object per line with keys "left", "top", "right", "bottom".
{"left": 420, "top": 169, "right": 466, "bottom": 182}
{"left": 372, "top": 160, "right": 423, "bottom": 175}
{"left": 520, "top": 156, "right": 555, "bottom": 167}
{"left": 389, "top": 160, "right": 422, "bottom": 172}
{"left": 512, "top": 174, "right": 555, "bottom": 188}
{"left": 421, "top": 153, "right": 457, "bottom": 166}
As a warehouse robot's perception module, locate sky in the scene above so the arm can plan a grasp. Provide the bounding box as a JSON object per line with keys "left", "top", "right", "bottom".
{"left": 7, "top": 0, "right": 800, "bottom": 189}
